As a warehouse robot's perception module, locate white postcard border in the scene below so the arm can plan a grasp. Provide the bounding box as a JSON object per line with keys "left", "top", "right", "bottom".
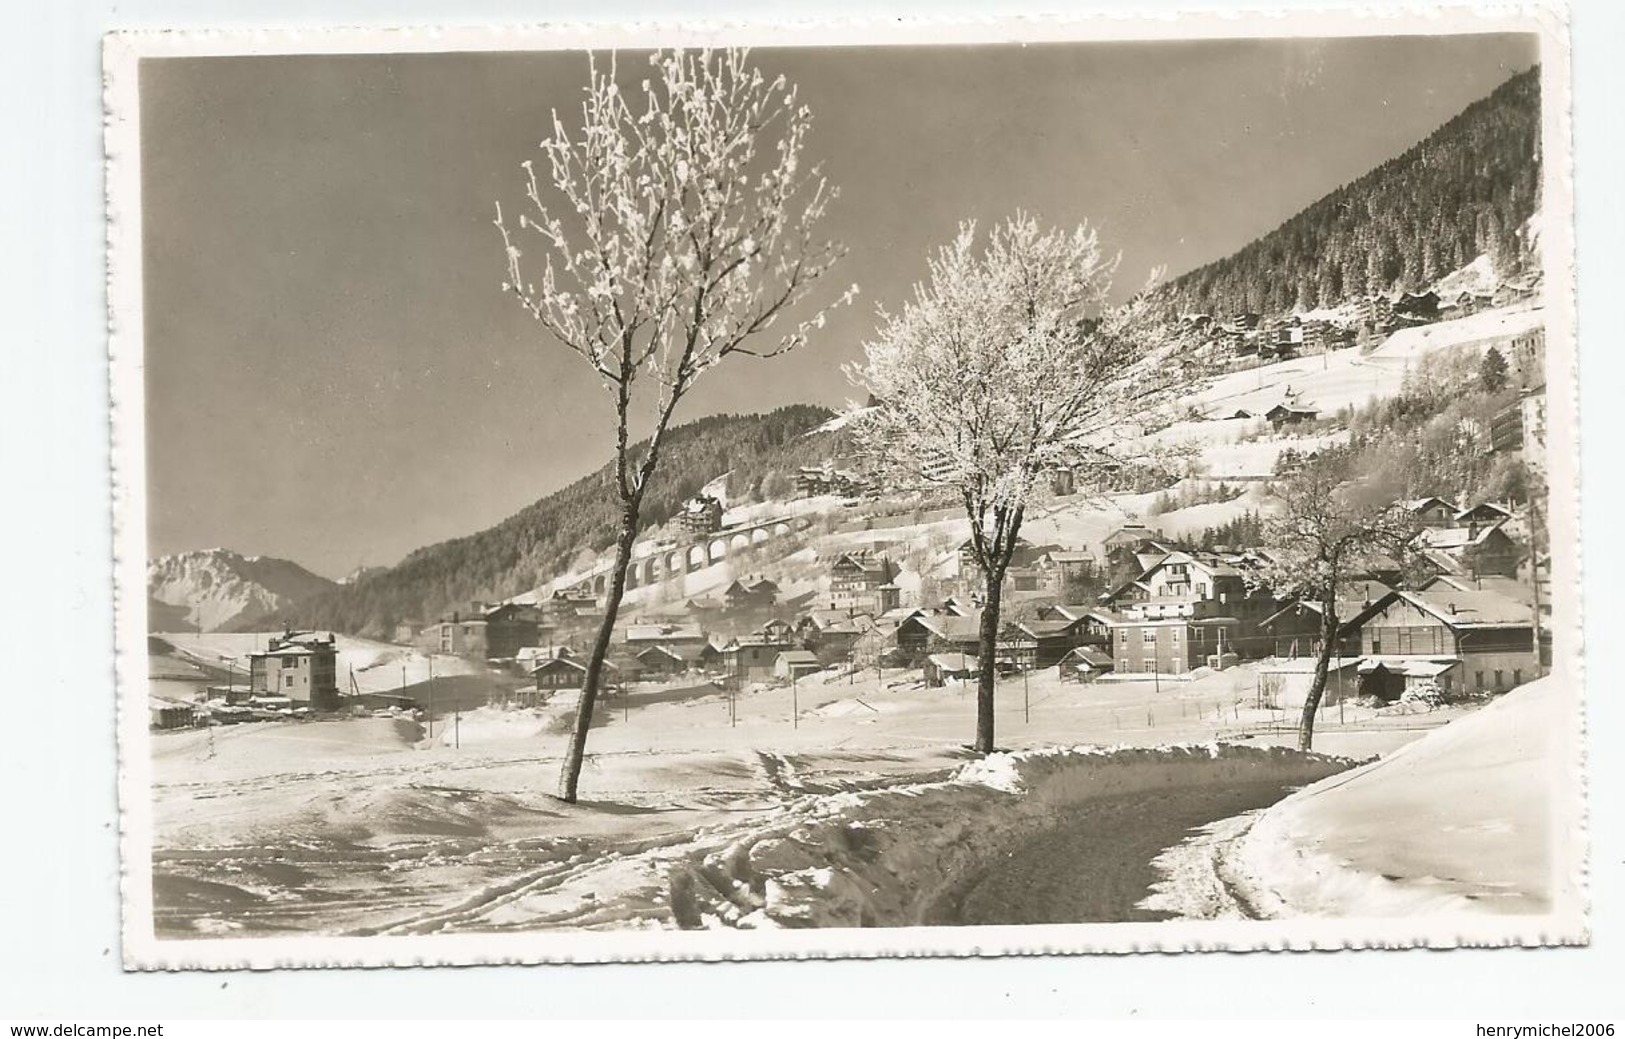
{"left": 105, "top": 6, "right": 1585, "bottom": 970}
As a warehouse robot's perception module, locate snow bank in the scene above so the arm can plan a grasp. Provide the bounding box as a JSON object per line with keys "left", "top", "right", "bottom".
{"left": 1225, "top": 678, "right": 1562, "bottom": 918}
{"left": 668, "top": 743, "right": 1354, "bottom": 929}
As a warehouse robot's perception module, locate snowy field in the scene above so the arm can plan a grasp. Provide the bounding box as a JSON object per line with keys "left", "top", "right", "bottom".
{"left": 147, "top": 656, "right": 1493, "bottom": 936}
{"left": 1230, "top": 676, "right": 1566, "bottom": 917}
{"left": 153, "top": 630, "right": 486, "bottom": 694}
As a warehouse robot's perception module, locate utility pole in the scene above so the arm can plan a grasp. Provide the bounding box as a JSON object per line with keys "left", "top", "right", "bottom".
{"left": 1023, "top": 664, "right": 1030, "bottom": 724}
{"left": 1530, "top": 479, "right": 1545, "bottom": 679}
{"left": 427, "top": 655, "right": 435, "bottom": 741}
{"left": 792, "top": 671, "right": 799, "bottom": 730}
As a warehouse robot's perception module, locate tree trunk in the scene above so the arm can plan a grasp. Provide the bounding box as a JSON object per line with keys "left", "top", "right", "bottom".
{"left": 557, "top": 502, "right": 640, "bottom": 803}
{"left": 974, "top": 573, "right": 1002, "bottom": 754}
{"left": 1297, "top": 602, "right": 1339, "bottom": 752}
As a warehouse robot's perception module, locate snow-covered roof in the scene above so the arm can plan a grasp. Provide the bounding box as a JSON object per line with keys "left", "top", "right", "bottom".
{"left": 1416, "top": 523, "right": 1509, "bottom": 551}
{"left": 910, "top": 613, "right": 984, "bottom": 642}
{"left": 1357, "top": 657, "right": 1460, "bottom": 678}
{"left": 1258, "top": 598, "right": 1382, "bottom": 632}
{"left": 1399, "top": 588, "right": 1531, "bottom": 628}
{"left": 1454, "top": 502, "right": 1514, "bottom": 522}
{"left": 926, "top": 653, "right": 979, "bottom": 673}
{"left": 1401, "top": 496, "right": 1460, "bottom": 513}
{"left": 1266, "top": 399, "right": 1319, "bottom": 417}
{"left": 1016, "top": 619, "right": 1081, "bottom": 639}
{"left": 1038, "top": 549, "right": 1096, "bottom": 564}
{"left": 1061, "top": 646, "right": 1113, "bottom": 669}
{"left": 1420, "top": 574, "right": 1533, "bottom": 607}
{"left": 1259, "top": 657, "right": 1362, "bottom": 675}
{"left": 625, "top": 623, "right": 705, "bottom": 643}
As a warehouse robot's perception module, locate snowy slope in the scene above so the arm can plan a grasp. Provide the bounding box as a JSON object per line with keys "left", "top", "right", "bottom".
{"left": 1229, "top": 677, "right": 1568, "bottom": 917}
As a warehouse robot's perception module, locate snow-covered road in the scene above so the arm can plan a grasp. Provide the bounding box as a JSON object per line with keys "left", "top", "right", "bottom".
{"left": 935, "top": 781, "right": 1301, "bottom": 926}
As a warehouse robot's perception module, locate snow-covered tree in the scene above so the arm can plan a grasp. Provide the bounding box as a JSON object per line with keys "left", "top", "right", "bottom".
{"left": 494, "top": 49, "right": 855, "bottom": 802}
{"left": 1255, "top": 461, "right": 1418, "bottom": 750}
{"left": 848, "top": 214, "right": 1194, "bottom": 753}
{"left": 1480, "top": 345, "right": 1510, "bottom": 393}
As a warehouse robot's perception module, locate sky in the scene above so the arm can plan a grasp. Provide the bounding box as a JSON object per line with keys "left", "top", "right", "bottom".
{"left": 140, "top": 32, "right": 1539, "bottom": 579}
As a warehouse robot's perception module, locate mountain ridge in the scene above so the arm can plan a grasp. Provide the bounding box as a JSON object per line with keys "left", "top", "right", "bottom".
{"left": 254, "top": 404, "right": 846, "bottom": 637}
{"left": 1158, "top": 66, "right": 1541, "bottom": 320}
{"left": 147, "top": 548, "right": 339, "bottom": 633}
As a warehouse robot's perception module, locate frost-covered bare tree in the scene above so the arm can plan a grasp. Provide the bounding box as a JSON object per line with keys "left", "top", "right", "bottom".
{"left": 495, "top": 49, "right": 855, "bottom": 802}
{"left": 1256, "top": 460, "right": 1417, "bottom": 750}
{"left": 848, "top": 214, "right": 1192, "bottom": 753}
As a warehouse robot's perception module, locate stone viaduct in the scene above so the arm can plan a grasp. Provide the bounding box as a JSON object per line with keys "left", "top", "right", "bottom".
{"left": 560, "top": 514, "right": 816, "bottom": 598}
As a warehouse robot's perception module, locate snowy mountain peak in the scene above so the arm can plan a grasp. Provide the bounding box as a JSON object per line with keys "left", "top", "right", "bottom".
{"left": 147, "top": 548, "right": 338, "bottom": 633}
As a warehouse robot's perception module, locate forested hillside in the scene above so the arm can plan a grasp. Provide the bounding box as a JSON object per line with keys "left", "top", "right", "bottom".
{"left": 1160, "top": 67, "right": 1540, "bottom": 319}
{"left": 259, "top": 405, "right": 846, "bottom": 637}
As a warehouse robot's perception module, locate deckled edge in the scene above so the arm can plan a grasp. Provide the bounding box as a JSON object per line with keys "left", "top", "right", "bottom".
{"left": 103, "top": 5, "right": 1586, "bottom": 970}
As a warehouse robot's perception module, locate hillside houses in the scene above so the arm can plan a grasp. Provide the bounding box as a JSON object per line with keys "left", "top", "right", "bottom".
{"left": 634, "top": 642, "right": 720, "bottom": 678}
{"left": 773, "top": 650, "right": 822, "bottom": 682}
{"left": 624, "top": 623, "right": 720, "bottom": 678}
{"left": 1401, "top": 496, "right": 1460, "bottom": 528}
{"left": 957, "top": 536, "right": 1036, "bottom": 574}
{"left": 796, "top": 463, "right": 867, "bottom": 498}
{"left": 1030, "top": 549, "right": 1098, "bottom": 604}
{"left": 1455, "top": 502, "right": 1514, "bottom": 527}
{"left": 1108, "top": 614, "right": 1241, "bottom": 676}
{"left": 625, "top": 622, "right": 709, "bottom": 652}
{"left": 543, "top": 588, "right": 602, "bottom": 628}
{"left": 249, "top": 631, "right": 340, "bottom": 710}
{"left": 1099, "top": 549, "right": 1277, "bottom": 625}
{"left": 794, "top": 609, "right": 874, "bottom": 666}
{"left": 896, "top": 610, "right": 984, "bottom": 663}
{"left": 723, "top": 577, "right": 780, "bottom": 612}
{"left": 722, "top": 632, "right": 798, "bottom": 685}
{"left": 1392, "top": 289, "right": 1442, "bottom": 323}
{"left": 1094, "top": 547, "right": 1282, "bottom": 674}
{"left": 1265, "top": 393, "right": 1320, "bottom": 430}
{"left": 532, "top": 653, "right": 621, "bottom": 693}
{"left": 1102, "top": 522, "right": 1164, "bottom": 556}
{"left": 1490, "top": 385, "right": 1547, "bottom": 464}
{"left": 417, "top": 601, "right": 547, "bottom": 661}
{"left": 678, "top": 494, "right": 725, "bottom": 538}
{"left": 1341, "top": 586, "right": 1537, "bottom": 699}
{"left": 825, "top": 552, "right": 901, "bottom": 615}
{"left": 1414, "top": 519, "right": 1521, "bottom": 579}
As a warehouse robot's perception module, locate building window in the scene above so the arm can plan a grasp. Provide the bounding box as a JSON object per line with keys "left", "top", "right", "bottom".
{"left": 1494, "top": 669, "right": 1504, "bottom": 690}
{"left": 284, "top": 675, "right": 294, "bottom": 688}
{"left": 1514, "top": 669, "right": 1523, "bottom": 686}
{"left": 1143, "top": 630, "right": 1157, "bottom": 644}
{"left": 1476, "top": 671, "right": 1485, "bottom": 691}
